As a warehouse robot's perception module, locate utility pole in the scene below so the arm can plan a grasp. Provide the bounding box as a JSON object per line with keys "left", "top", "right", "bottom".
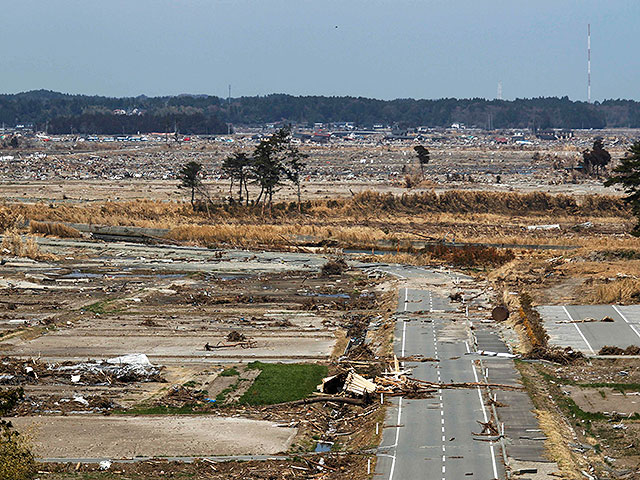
{"left": 228, "top": 85, "right": 232, "bottom": 135}
{"left": 587, "top": 24, "right": 591, "bottom": 103}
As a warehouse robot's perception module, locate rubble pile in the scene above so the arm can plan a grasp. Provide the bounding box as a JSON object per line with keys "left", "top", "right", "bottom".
{"left": 598, "top": 345, "right": 640, "bottom": 355}
{"left": 525, "top": 346, "right": 585, "bottom": 365}
{"left": 57, "top": 354, "right": 165, "bottom": 384}
{"left": 0, "top": 354, "right": 165, "bottom": 386}
{"left": 43, "top": 454, "right": 373, "bottom": 480}
{"left": 14, "top": 393, "right": 119, "bottom": 415}
{"left": 155, "top": 385, "right": 208, "bottom": 409}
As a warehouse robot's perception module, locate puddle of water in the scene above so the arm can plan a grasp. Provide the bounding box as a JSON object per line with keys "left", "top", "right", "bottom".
{"left": 302, "top": 293, "right": 350, "bottom": 299}
{"left": 344, "top": 249, "right": 397, "bottom": 255}
{"left": 314, "top": 441, "right": 333, "bottom": 453}
{"left": 61, "top": 271, "right": 102, "bottom": 279}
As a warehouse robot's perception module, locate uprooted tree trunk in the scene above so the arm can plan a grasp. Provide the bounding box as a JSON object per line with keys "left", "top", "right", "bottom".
{"left": 282, "top": 396, "right": 364, "bottom": 406}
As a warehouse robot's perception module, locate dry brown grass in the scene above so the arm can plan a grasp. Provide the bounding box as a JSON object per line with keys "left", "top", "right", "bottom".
{"left": 167, "top": 224, "right": 285, "bottom": 247}
{"left": 535, "top": 410, "right": 583, "bottom": 479}
{"left": 589, "top": 278, "right": 640, "bottom": 304}
{"left": 29, "top": 220, "right": 83, "bottom": 238}
{"left": 0, "top": 205, "right": 24, "bottom": 233}
{"left": 516, "top": 362, "right": 587, "bottom": 479}
{"left": 0, "top": 229, "right": 56, "bottom": 261}
{"left": 166, "top": 223, "right": 402, "bottom": 248}
{"left": 2, "top": 189, "right": 637, "bottom": 252}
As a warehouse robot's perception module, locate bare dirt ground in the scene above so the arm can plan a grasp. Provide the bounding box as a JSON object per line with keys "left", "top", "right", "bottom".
{"left": 12, "top": 415, "right": 297, "bottom": 458}
{"left": 566, "top": 386, "right": 640, "bottom": 415}
{"left": 0, "top": 237, "right": 390, "bottom": 463}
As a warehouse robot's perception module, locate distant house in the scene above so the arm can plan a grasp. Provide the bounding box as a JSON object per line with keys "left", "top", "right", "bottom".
{"left": 311, "top": 132, "right": 331, "bottom": 143}
{"left": 536, "top": 131, "right": 557, "bottom": 141}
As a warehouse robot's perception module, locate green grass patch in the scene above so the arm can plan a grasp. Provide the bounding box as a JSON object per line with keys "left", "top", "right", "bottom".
{"left": 239, "top": 362, "right": 328, "bottom": 405}
{"left": 537, "top": 368, "right": 640, "bottom": 393}
{"left": 220, "top": 367, "right": 240, "bottom": 377}
{"left": 216, "top": 383, "right": 239, "bottom": 403}
{"left": 579, "top": 382, "right": 640, "bottom": 393}
{"left": 532, "top": 365, "right": 640, "bottom": 427}
{"left": 83, "top": 300, "right": 119, "bottom": 315}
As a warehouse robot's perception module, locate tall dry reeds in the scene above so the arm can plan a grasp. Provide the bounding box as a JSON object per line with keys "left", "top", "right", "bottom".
{"left": 1, "top": 189, "right": 635, "bottom": 252}
{"left": 9, "top": 190, "right": 629, "bottom": 227}
{"left": 165, "top": 223, "right": 401, "bottom": 248}
{"left": 0, "top": 229, "right": 54, "bottom": 261}
{"left": 590, "top": 278, "right": 640, "bottom": 304}
{"left": 331, "top": 190, "right": 628, "bottom": 216}
{"left": 0, "top": 206, "right": 24, "bottom": 233}
{"left": 29, "top": 221, "right": 83, "bottom": 238}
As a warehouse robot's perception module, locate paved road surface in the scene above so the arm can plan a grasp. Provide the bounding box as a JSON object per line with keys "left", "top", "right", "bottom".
{"left": 374, "top": 266, "right": 503, "bottom": 480}
{"left": 539, "top": 304, "right": 640, "bottom": 354}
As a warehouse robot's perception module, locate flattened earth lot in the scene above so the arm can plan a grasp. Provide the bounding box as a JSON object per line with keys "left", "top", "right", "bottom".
{"left": 0, "top": 332, "right": 336, "bottom": 363}
{"left": 11, "top": 416, "right": 297, "bottom": 458}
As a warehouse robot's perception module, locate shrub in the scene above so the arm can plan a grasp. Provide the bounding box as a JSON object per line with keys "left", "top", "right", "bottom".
{"left": 321, "top": 258, "right": 348, "bottom": 276}
{"left": 0, "top": 421, "right": 36, "bottom": 480}
{"left": 0, "top": 389, "right": 35, "bottom": 480}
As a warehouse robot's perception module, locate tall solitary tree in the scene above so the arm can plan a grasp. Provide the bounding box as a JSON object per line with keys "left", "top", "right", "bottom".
{"left": 413, "top": 145, "right": 430, "bottom": 175}
{"left": 605, "top": 141, "right": 640, "bottom": 236}
{"left": 177, "top": 161, "right": 203, "bottom": 210}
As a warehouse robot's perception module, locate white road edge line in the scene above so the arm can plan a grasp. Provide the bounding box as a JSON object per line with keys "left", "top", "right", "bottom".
{"left": 562, "top": 306, "right": 595, "bottom": 354}
{"left": 471, "top": 360, "right": 499, "bottom": 479}
{"left": 388, "top": 289, "right": 408, "bottom": 480}
{"left": 612, "top": 305, "right": 640, "bottom": 342}
{"left": 387, "top": 394, "right": 402, "bottom": 480}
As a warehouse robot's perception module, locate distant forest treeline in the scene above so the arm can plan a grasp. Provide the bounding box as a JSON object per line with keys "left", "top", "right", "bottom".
{"left": 3, "top": 90, "right": 640, "bottom": 134}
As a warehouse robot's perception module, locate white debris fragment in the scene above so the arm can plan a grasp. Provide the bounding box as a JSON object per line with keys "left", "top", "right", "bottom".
{"left": 527, "top": 224, "right": 560, "bottom": 231}
{"left": 476, "top": 350, "right": 517, "bottom": 358}
{"left": 73, "top": 395, "right": 89, "bottom": 406}
{"left": 106, "top": 353, "right": 152, "bottom": 366}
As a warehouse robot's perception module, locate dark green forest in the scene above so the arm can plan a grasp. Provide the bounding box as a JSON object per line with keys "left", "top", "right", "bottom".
{"left": 3, "top": 90, "right": 640, "bottom": 134}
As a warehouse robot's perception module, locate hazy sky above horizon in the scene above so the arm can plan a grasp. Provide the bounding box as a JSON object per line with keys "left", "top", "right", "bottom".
{"left": 1, "top": 0, "right": 638, "bottom": 101}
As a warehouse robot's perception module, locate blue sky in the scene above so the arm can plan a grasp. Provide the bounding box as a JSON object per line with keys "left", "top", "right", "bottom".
{"left": 1, "top": 0, "right": 638, "bottom": 100}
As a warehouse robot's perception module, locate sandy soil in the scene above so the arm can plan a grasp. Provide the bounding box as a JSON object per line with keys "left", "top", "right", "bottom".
{"left": 566, "top": 386, "right": 640, "bottom": 415}
{"left": 1, "top": 331, "right": 336, "bottom": 363}
{"left": 11, "top": 415, "right": 297, "bottom": 458}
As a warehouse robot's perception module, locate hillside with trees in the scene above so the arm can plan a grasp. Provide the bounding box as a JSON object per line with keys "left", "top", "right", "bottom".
{"left": 3, "top": 90, "right": 640, "bottom": 133}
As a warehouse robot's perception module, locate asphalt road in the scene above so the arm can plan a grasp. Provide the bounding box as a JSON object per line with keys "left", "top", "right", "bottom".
{"left": 375, "top": 271, "right": 503, "bottom": 480}
{"left": 538, "top": 304, "right": 640, "bottom": 354}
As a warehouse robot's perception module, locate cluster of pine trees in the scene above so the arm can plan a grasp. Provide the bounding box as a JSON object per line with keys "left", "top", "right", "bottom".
{"left": 5, "top": 90, "right": 640, "bottom": 133}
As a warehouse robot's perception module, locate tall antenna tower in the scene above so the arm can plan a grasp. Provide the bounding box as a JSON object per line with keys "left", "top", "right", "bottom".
{"left": 497, "top": 81, "right": 503, "bottom": 100}
{"left": 228, "top": 84, "right": 231, "bottom": 105}
{"left": 587, "top": 24, "right": 591, "bottom": 103}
